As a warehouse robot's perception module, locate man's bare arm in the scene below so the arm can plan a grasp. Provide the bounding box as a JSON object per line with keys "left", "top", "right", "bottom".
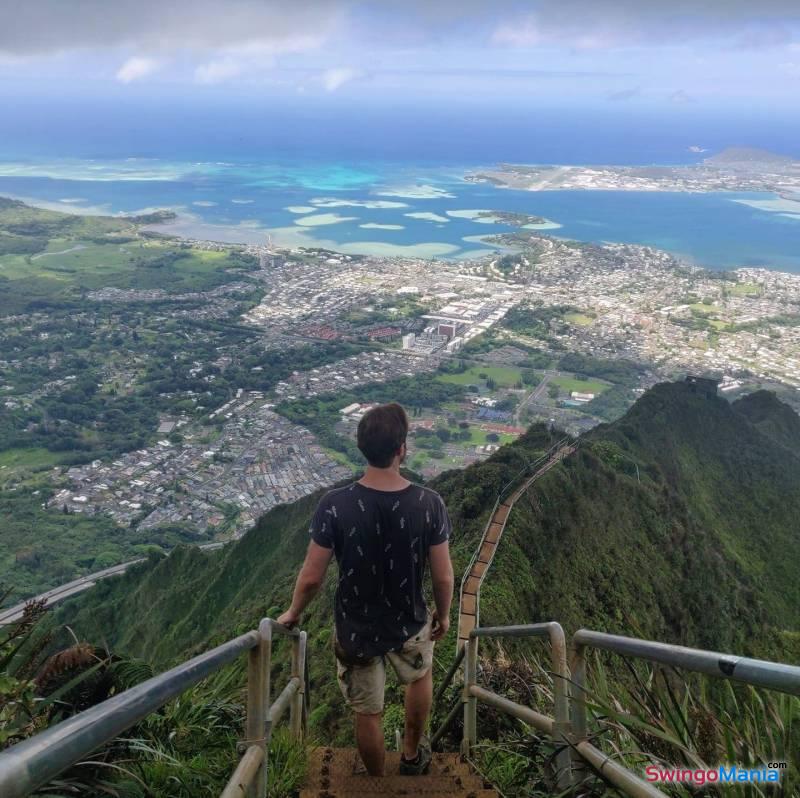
{"left": 277, "top": 541, "right": 334, "bottom": 627}
{"left": 429, "top": 541, "right": 454, "bottom": 640}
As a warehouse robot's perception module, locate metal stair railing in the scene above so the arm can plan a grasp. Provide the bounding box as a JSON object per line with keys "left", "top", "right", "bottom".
{"left": 5, "top": 612, "right": 799, "bottom": 797}
{"left": 461, "top": 623, "right": 574, "bottom": 791}
{"left": 569, "top": 629, "right": 800, "bottom": 795}
{"left": 0, "top": 617, "right": 307, "bottom": 798}
{"left": 437, "top": 621, "right": 800, "bottom": 798}
{"left": 430, "top": 644, "right": 466, "bottom": 751}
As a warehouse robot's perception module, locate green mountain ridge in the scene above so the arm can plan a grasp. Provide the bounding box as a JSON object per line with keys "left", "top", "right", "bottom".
{"left": 59, "top": 381, "right": 800, "bottom": 740}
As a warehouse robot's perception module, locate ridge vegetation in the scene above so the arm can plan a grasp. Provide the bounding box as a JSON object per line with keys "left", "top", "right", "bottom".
{"left": 60, "top": 382, "right": 800, "bottom": 731}
{"left": 5, "top": 380, "right": 799, "bottom": 795}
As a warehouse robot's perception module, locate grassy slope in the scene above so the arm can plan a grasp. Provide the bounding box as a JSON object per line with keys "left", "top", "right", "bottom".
{"left": 0, "top": 487, "right": 209, "bottom": 600}
{"left": 598, "top": 385, "right": 800, "bottom": 629}
{"left": 60, "top": 383, "right": 800, "bottom": 740}
{"left": 0, "top": 198, "right": 243, "bottom": 313}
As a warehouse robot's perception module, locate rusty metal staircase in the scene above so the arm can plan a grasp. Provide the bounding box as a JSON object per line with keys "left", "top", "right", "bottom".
{"left": 457, "top": 438, "right": 577, "bottom": 649}
{"left": 301, "top": 748, "right": 498, "bottom": 798}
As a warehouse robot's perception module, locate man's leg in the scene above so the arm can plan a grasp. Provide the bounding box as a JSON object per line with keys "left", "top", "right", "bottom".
{"left": 403, "top": 665, "right": 432, "bottom": 759}
{"left": 334, "top": 638, "right": 386, "bottom": 777}
{"left": 387, "top": 617, "right": 435, "bottom": 766}
{"left": 355, "top": 712, "right": 385, "bottom": 776}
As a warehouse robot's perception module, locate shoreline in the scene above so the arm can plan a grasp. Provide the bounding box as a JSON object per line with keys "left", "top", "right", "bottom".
{"left": 3, "top": 172, "right": 800, "bottom": 272}
{"left": 145, "top": 209, "right": 800, "bottom": 281}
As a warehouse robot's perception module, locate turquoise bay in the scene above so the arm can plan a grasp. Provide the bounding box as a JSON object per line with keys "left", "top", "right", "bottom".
{"left": 0, "top": 158, "right": 798, "bottom": 272}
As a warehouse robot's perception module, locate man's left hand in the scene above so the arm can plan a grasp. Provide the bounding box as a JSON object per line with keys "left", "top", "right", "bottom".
{"left": 276, "top": 609, "right": 299, "bottom": 628}
{"left": 431, "top": 609, "right": 450, "bottom": 641}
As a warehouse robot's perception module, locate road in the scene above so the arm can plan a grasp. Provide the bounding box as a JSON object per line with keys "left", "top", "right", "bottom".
{"left": 0, "top": 541, "right": 227, "bottom": 626}
{"left": 514, "top": 370, "right": 556, "bottom": 425}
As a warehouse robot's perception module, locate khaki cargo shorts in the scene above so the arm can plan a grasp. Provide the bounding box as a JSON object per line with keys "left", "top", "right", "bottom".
{"left": 334, "top": 615, "right": 434, "bottom": 715}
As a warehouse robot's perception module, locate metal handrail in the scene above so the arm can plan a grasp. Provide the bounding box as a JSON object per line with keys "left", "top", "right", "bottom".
{"left": 572, "top": 629, "right": 800, "bottom": 696}
{"left": 454, "top": 622, "right": 668, "bottom": 796}
{"left": 221, "top": 745, "right": 265, "bottom": 798}
{"left": 430, "top": 694, "right": 462, "bottom": 749}
{"left": 568, "top": 629, "right": 800, "bottom": 798}
{"left": 227, "top": 620, "right": 306, "bottom": 798}
{"left": 0, "top": 618, "right": 305, "bottom": 798}
{"left": 447, "top": 621, "right": 800, "bottom": 798}
{"left": 430, "top": 644, "right": 467, "bottom": 749}
{"left": 461, "top": 622, "right": 573, "bottom": 791}
{"left": 433, "top": 644, "right": 466, "bottom": 707}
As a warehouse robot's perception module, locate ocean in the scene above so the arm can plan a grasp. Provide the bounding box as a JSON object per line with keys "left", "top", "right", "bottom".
{"left": 0, "top": 97, "right": 798, "bottom": 271}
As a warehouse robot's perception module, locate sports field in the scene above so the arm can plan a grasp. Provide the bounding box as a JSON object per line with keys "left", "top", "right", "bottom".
{"left": 550, "top": 375, "right": 609, "bottom": 395}
{"left": 438, "top": 365, "right": 523, "bottom": 388}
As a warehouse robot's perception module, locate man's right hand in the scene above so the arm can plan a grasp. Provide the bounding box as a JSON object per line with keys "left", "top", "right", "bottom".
{"left": 276, "top": 608, "right": 299, "bottom": 628}
{"left": 430, "top": 609, "right": 450, "bottom": 641}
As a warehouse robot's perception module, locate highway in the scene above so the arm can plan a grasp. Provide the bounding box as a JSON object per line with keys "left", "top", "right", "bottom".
{"left": 0, "top": 541, "right": 227, "bottom": 626}
{"left": 514, "top": 370, "right": 555, "bottom": 425}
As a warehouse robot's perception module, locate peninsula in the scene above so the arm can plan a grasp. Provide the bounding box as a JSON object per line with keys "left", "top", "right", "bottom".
{"left": 465, "top": 147, "right": 800, "bottom": 195}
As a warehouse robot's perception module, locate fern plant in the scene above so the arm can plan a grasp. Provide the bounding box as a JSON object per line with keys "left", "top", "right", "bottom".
{"left": 466, "top": 645, "right": 798, "bottom": 797}
{"left": 1, "top": 599, "right": 306, "bottom": 797}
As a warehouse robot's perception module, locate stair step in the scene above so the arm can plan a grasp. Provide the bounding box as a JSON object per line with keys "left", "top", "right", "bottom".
{"left": 470, "top": 561, "right": 488, "bottom": 577}
{"left": 460, "top": 593, "right": 476, "bottom": 615}
{"left": 484, "top": 523, "right": 503, "bottom": 544}
{"left": 303, "top": 775, "right": 484, "bottom": 792}
{"left": 458, "top": 613, "right": 476, "bottom": 639}
{"left": 301, "top": 791, "right": 498, "bottom": 798}
{"left": 463, "top": 575, "right": 481, "bottom": 594}
{"left": 303, "top": 748, "right": 498, "bottom": 797}
{"left": 306, "top": 751, "right": 474, "bottom": 780}
{"left": 477, "top": 541, "right": 495, "bottom": 563}
{"left": 493, "top": 505, "right": 510, "bottom": 522}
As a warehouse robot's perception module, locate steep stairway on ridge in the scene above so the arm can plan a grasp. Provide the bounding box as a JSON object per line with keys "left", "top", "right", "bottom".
{"left": 457, "top": 441, "right": 577, "bottom": 648}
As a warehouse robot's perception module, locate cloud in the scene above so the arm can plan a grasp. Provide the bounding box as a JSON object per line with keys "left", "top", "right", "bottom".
{"left": 669, "top": 89, "right": 695, "bottom": 104}
{"left": 733, "top": 25, "right": 793, "bottom": 49}
{"left": 321, "top": 66, "right": 363, "bottom": 91}
{"left": 2, "top": 1, "right": 800, "bottom": 57}
{"left": 492, "top": 19, "right": 542, "bottom": 48}
{"left": 607, "top": 86, "right": 641, "bottom": 102}
{"left": 116, "top": 56, "right": 161, "bottom": 83}
{"left": 488, "top": 1, "right": 800, "bottom": 50}
{"left": 195, "top": 58, "right": 243, "bottom": 84}
{"left": 0, "top": 0, "right": 341, "bottom": 55}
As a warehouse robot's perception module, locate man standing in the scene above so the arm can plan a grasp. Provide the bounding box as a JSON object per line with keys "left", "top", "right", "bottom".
{"left": 278, "top": 403, "right": 454, "bottom": 777}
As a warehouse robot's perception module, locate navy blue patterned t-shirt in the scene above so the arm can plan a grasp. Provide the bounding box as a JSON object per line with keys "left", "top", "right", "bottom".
{"left": 309, "top": 481, "right": 451, "bottom": 659}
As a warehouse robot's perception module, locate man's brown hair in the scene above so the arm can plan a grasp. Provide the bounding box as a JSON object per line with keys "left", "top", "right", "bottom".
{"left": 357, "top": 403, "right": 409, "bottom": 468}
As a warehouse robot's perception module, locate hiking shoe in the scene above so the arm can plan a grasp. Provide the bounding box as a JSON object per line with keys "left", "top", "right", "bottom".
{"left": 399, "top": 736, "right": 432, "bottom": 776}
{"left": 351, "top": 753, "right": 367, "bottom": 775}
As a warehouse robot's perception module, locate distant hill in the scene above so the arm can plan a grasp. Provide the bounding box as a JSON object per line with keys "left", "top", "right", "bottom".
{"left": 733, "top": 389, "right": 800, "bottom": 452}
{"left": 705, "top": 147, "right": 798, "bottom": 165}
{"left": 60, "top": 381, "right": 800, "bottom": 739}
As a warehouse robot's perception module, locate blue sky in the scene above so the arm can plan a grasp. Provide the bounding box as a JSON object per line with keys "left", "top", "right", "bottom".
{"left": 1, "top": 1, "right": 798, "bottom": 111}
